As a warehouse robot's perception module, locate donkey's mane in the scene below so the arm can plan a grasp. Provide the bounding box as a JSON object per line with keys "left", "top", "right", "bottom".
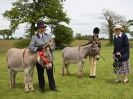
{"left": 80, "top": 42, "right": 91, "bottom": 46}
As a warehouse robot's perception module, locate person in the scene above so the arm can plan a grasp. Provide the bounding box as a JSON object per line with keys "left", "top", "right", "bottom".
{"left": 88, "top": 27, "right": 101, "bottom": 78}
{"left": 28, "top": 20, "right": 57, "bottom": 92}
{"left": 88, "top": 27, "right": 100, "bottom": 43}
{"left": 112, "top": 24, "right": 130, "bottom": 84}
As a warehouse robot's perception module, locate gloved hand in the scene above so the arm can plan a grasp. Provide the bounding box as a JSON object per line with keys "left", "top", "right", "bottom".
{"left": 115, "top": 52, "right": 121, "bottom": 56}
{"left": 37, "top": 46, "right": 43, "bottom": 51}
{"left": 113, "top": 52, "right": 122, "bottom": 61}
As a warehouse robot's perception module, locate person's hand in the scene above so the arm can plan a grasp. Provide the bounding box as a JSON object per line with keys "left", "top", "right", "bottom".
{"left": 37, "top": 46, "right": 43, "bottom": 51}
{"left": 115, "top": 52, "right": 121, "bottom": 57}
{"left": 113, "top": 52, "right": 121, "bottom": 61}
{"left": 112, "top": 54, "right": 116, "bottom": 59}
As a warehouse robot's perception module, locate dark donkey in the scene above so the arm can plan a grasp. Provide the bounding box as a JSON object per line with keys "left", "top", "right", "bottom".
{"left": 61, "top": 41, "right": 100, "bottom": 77}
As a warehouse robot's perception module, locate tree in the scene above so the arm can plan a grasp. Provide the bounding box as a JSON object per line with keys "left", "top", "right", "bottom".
{"left": 3, "top": 0, "right": 70, "bottom": 38}
{"left": 101, "top": 9, "right": 127, "bottom": 45}
{"left": 0, "top": 30, "right": 5, "bottom": 39}
{"left": 127, "top": 20, "right": 133, "bottom": 37}
{"left": 10, "top": 37, "right": 15, "bottom": 40}
{"left": 0, "top": 29, "right": 12, "bottom": 39}
{"left": 54, "top": 25, "right": 73, "bottom": 47}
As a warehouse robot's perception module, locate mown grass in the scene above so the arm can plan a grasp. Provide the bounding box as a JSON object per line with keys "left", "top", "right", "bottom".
{"left": 0, "top": 40, "right": 133, "bottom": 99}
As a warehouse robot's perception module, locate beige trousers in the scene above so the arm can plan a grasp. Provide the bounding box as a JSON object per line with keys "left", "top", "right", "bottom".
{"left": 89, "top": 56, "right": 97, "bottom": 76}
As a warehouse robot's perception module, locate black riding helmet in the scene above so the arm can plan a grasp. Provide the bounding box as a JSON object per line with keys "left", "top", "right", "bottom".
{"left": 93, "top": 27, "right": 100, "bottom": 34}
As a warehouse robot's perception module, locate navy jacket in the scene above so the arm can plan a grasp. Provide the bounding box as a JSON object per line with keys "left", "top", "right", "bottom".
{"left": 113, "top": 33, "right": 129, "bottom": 61}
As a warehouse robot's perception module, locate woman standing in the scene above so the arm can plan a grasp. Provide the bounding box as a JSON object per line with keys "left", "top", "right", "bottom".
{"left": 28, "top": 20, "right": 57, "bottom": 92}
{"left": 113, "top": 24, "right": 130, "bottom": 83}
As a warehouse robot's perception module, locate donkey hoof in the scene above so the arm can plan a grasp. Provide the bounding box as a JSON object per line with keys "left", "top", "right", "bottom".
{"left": 25, "top": 89, "right": 30, "bottom": 93}
{"left": 67, "top": 73, "right": 70, "bottom": 76}
{"left": 25, "top": 90, "right": 30, "bottom": 93}
{"left": 10, "top": 86, "right": 15, "bottom": 89}
{"left": 30, "top": 88, "right": 35, "bottom": 92}
{"left": 77, "top": 75, "right": 82, "bottom": 78}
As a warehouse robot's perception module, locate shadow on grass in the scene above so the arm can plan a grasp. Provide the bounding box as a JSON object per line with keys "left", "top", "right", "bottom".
{"left": 13, "top": 83, "right": 56, "bottom": 93}
{"left": 59, "top": 72, "right": 91, "bottom": 78}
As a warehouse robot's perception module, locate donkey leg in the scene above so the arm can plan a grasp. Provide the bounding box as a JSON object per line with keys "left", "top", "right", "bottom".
{"left": 9, "top": 70, "right": 14, "bottom": 88}
{"left": 24, "top": 69, "right": 30, "bottom": 93}
{"left": 77, "top": 62, "right": 83, "bottom": 78}
{"left": 80, "top": 61, "right": 84, "bottom": 78}
{"left": 12, "top": 71, "right": 17, "bottom": 88}
{"left": 62, "top": 61, "right": 65, "bottom": 76}
{"left": 29, "top": 67, "right": 35, "bottom": 92}
{"left": 62, "top": 58, "right": 66, "bottom": 76}
{"left": 66, "top": 63, "right": 70, "bottom": 76}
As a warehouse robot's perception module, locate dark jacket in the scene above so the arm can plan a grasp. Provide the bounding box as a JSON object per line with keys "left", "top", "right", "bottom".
{"left": 113, "top": 33, "right": 129, "bottom": 61}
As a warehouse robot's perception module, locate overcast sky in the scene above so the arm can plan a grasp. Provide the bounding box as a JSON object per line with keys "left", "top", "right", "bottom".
{"left": 0, "top": 0, "right": 133, "bottom": 38}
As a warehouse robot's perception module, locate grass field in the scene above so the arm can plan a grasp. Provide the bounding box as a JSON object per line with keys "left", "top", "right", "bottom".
{"left": 0, "top": 40, "right": 133, "bottom": 99}
{"left": 0, "top": 40, "right": 19, "bottom": 53}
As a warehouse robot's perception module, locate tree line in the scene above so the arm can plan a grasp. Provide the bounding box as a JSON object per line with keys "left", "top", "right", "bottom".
{"left": 0, "top": 0, "right": 133, "bottom": 46}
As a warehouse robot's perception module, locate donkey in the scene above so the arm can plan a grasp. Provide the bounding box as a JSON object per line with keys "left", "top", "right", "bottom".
{"left": 6, "top": 47, "right": 52, "bottom": 92}
{"left": 61, "top": 41, "right": 100, "bottom": 77}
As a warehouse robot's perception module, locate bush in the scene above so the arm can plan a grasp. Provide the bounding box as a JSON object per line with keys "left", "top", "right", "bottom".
{"left": 54, "top": 25, "right": 73, "bottom": 47}
{"left": 14, "top": 39, "right": 30, "bottom": 48}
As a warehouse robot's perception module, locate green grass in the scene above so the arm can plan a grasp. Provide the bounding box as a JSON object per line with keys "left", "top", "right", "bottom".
{"left": 0, "top": 40, "right": 133, "bottom": 99}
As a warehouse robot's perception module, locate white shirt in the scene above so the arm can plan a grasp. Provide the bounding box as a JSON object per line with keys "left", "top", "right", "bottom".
{"left": 115, "top": 32, "right": 122, "bottom": 38}
{"left": 39, "top": 33, "right": 45, "bottom": 38}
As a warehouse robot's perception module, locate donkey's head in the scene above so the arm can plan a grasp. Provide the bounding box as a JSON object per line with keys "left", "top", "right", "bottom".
{"left": 37, "top": 40, "right": 54, "bottom": 69}
{"left": 89, "top": 41, "right": 100, "bottom": 60}
{"left": 37, "top": 47, "right": 53, "bottom": 69}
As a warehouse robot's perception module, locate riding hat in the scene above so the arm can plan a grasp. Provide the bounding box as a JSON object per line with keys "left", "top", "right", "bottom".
{"left": 113, "top": 24, "right": 124, "bottom": 31}
{"left": 36, "top": 20, "right": 47, "bottom": 29}
{"left": 93, "top": 27, "right": 100, "bottom": 34}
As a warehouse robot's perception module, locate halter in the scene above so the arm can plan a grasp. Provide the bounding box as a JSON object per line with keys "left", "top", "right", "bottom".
{"left": 38, "top": 50, "right": 51, "bottom": 64}
{"left": 38, "top": 47, "right": 52, "bottom": 69}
